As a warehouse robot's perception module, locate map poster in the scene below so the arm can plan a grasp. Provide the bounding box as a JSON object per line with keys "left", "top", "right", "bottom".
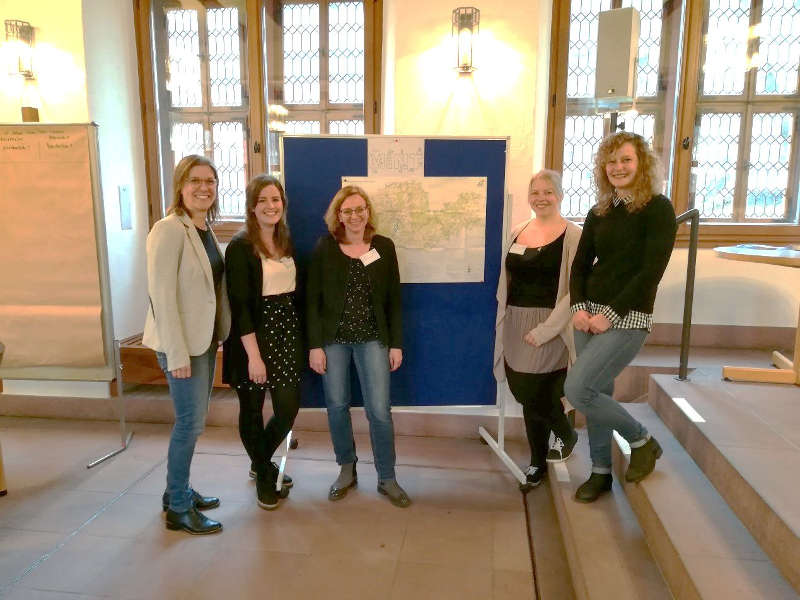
{"left": 342, "top": 176, "right": 487, "bottom": 283}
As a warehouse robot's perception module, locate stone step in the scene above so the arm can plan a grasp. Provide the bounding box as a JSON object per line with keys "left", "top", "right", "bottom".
{"left": 547, "top": 433, "right": 671, "bottom": 600}
{"left": 649, "top": 372, "right": 800, "bottom": 594}
{"left": 612, "top": 402, "right": 798, "bottom": 599}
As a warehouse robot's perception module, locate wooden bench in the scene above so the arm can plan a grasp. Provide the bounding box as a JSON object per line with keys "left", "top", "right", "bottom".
{"left": 119, "top": 334, "right": 226, "bottom": 388}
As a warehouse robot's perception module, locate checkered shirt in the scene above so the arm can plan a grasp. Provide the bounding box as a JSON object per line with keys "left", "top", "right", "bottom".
{"left": 571, "top": 301, "right": 653, "bottom": 332}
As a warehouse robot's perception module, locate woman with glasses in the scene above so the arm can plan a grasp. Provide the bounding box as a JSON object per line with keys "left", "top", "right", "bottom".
{"left": 306, "top": 185, "right": 410, "bottom": 508}
{"left": 493, "top": 170, "right": 580, "bottom": 490}
{"left": 565, "top": 132, "right": 676, "bottom": 503}
{"left": 222, "top": 175, "right": 301, "bottom": 511}
{"left": 143, "top": 154, "right": 231, "bottom": 534}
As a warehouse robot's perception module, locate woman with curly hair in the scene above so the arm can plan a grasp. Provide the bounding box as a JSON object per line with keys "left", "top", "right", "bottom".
{"left": 564, "top": 131, "right": 677, "bottom": 503}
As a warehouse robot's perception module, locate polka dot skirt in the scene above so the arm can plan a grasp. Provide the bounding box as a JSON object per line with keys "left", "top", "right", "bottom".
{"left": 234, "top": 293, "right": 302, "bottom": 392}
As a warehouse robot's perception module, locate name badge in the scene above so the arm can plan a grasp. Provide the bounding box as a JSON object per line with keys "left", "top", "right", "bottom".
{"left": 509, "top": 243, "right": 526, "bottom": 255}
{"left": 360, "top": 249, "right": 381, "bottom": 266}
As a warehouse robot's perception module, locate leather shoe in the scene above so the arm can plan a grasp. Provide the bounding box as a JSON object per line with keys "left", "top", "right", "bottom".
{"left": 574, "top": 473, "right": 612, "bottom": 503}
{"left": 162, "top": 489, "right": 220, "bottom": 512}
{"left": 165, "top": 506, "right": 222, "bottom": 535}
{"left": 328, "top": 464, "right": 357, "bottom": 501}
{"left": 625, "top": 437, "right": 662, "bottom": 483}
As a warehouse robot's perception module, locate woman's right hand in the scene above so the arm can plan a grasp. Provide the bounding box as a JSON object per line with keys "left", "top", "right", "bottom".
{"left": 171, "top": 366, "right": 191, "bottom": 379}
{"left": 572, "top": 310, "right": 592, "bottom": 332}
{"left": 309, "top": 348, "right": 327, "bottom": 374}
{"left": 248, "top": 356, "right": 268, "bottom": 385}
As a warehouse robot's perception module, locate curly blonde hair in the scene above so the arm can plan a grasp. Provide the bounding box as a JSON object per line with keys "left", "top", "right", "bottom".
{"left": 324, "top": 185, "right": 378, "bottom": 242}
{"left": 592, "top": 132, "right": 664, "bottom": 216}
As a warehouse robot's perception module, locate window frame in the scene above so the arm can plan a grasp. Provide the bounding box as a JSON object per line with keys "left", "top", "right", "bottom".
{"left": 546, "top": 0, "right": 800, "bottom": 247}
{"left": 134, "top": 0, "right": 382, "bottom": 240}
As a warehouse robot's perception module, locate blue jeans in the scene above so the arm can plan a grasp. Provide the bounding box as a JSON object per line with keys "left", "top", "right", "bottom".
{"left": 156, "top": 344, "right": 217, "bottom": 511}
{"left": 321, "top": 341, "right": 396, "bottom": 481}
{"left": 564, "top": 329, "right": 649, "bottom": 472}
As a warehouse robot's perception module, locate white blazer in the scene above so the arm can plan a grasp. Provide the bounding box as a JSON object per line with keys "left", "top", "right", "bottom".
{"left": 142, "top": 212, "right": 231, "bottom": 371}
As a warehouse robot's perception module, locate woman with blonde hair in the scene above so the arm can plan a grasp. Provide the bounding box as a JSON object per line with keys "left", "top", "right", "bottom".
{"left": 494, "top": 169, "right": 580, "bottom": 488}
{"left": 223, "top": 175, "right": 301, "bottom": 511}
{"left": 306, "top": 185, "right": 409, "bottom": 507}
{"left": 143, "top": 154, "right": 231, "bottom": 534}
{"left": 565, "top": 132, "right": 676, "bottom": 503}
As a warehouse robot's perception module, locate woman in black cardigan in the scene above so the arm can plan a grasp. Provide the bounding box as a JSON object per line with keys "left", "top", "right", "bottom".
{"left": 306, "top": 185, "right": 410, "bottom": 508}
{"left": 564, "top": 132, "right": 677, "bottom": 503}
{"left": 223, "top": 175, "right": 301, "bottom": 511}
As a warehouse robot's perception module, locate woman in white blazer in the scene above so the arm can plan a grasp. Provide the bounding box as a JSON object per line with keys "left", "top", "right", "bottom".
{"left": 143, "top": 154, "right": 230, "bottom": 535}
{"left": 493, "top": 170, "right": 580, "bottom": 489}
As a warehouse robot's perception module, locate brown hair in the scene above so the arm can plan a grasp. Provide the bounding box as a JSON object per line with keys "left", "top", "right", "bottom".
{"left": 243, "top": 174, "right": 293, "bottom": 259}
{"left": 323, "top": 185, "right": 378, "bottom": 242}
{"left": 529, "top": 169, "right": 564, "bottom": 198}
{"left": 592, "top": 132, "right": 663, "bottom": 216}
{"left": 168, "top": 154, "right": 220, "bottom": 223}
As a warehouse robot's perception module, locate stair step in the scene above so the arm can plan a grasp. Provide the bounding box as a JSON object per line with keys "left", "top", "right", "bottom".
{"left": 649, "top": 372, "right": 800, "bottom": 593}
{"left": 613, "top": 402, "right": 798, "bottom": 599}
{"left": 547, "top": 434, "right": 671, "bottom": 600}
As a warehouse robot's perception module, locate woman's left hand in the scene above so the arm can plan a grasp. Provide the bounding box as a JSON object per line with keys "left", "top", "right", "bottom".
{"left": 523, "top": 331, "right": 540, "bottom": 347}
{"left": 389, "top": 348, "right": 403, "bottom": 371}
{"left": 588, "top": 313, "right": 612, "bottom": 334}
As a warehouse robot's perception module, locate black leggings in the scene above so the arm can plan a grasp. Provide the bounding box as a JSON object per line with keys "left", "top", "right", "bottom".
{"left": 504, "top": 363, "right": 571, "bottom": 468}
{"left": 235, "top": 384, "right": 300, "bottom": 478}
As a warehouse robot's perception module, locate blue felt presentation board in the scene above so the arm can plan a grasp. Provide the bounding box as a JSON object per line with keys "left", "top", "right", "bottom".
{"left": 283, "top": 136, "right": 508, "bottom": 407}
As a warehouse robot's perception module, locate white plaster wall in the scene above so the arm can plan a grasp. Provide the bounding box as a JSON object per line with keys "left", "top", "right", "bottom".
{"left": 82, "top": 0, "right": 149, "bottom": 340}
{"left": 385, "top": 0, "right": 551, "bottom": 229}
{"left": 0, "top": 0, "right": 89, "bottom": 122}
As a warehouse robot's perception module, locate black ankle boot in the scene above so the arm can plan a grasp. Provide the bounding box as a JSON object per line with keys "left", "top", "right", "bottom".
{"left": 574, "top": 473, "right": 613, "bottom": 503}
{"left": 162, "top": 489, "right": 220, "bottom": 512}
{"left": 625, "top": 437, "right": 662, "bottom": 482}
{"left": 165, "top": 506, "right": 222, "bottom": 534}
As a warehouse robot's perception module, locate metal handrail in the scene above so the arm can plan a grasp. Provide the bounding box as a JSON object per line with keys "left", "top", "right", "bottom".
{"left": 675, "top": 208, "right": 700, "bottom": 380}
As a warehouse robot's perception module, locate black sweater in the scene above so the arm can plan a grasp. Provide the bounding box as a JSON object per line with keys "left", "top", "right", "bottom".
{"left": 306, "top": 234, "right": 403, "bottom": 349}
{"left": 570, "top": 194, "right": 677, "bottom": 318}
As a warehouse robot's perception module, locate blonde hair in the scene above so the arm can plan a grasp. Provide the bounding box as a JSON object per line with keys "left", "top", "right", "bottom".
{"left": 168, "top": 154, "right": 220, "bottom": 223}
{"left": 592, "top": 132, "right": 663, "bottom": 216}
{"left": 324, "top": 185, "right": 378, "bottom": 242}
{"left": 529, "top": 169, "right": 564, "bottom": 198}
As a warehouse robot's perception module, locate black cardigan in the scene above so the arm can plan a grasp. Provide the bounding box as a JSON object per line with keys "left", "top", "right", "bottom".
{"left": 306, "top": 234, "right": 403, "bottom": 350}
{"left": 221, "top": 231, "right": 297, "bottom": 384}
{"left": 570, "top": 194, "right": 677, "bottom": 318}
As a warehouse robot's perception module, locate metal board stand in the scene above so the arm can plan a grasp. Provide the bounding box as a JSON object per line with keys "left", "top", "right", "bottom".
{"left": 87, "top": 340, "right": 133, "bottom": 468}
{"left": 479, "top": 389, "right": 527, "bottom": 488}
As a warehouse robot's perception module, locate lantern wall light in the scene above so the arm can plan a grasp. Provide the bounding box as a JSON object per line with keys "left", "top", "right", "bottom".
{"left": 452, "top": 7, "right": 479, "bottom": 75}
{"left": 5, "top": 19, "right": 35, "bottom": 80}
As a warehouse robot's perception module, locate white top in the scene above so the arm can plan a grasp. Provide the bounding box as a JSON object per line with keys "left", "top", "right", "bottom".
{"left": 261, "top": 256, "right": 297, "bottom": 295}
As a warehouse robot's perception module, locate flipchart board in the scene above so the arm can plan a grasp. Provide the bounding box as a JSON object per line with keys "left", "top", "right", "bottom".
{"left": 282, "top": 136, "right": 508, "bottom": 407}
{"left": 0, "top": 123, "right": 115, "bottom": 382}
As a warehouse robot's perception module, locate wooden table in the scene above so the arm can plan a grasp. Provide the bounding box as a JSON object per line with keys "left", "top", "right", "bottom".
{"left": 714, "top": 245, "right": 800, "bottom": 385}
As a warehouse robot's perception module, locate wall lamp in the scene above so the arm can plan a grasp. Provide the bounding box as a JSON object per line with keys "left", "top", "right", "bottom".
{"left": 452, "top": 7, "right": 479, "bottom": 75}
{"left": 5, "top": 19, "right": 35, "bottom": 80}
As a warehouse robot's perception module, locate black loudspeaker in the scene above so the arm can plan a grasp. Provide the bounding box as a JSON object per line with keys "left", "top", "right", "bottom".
{"left": 595, "top": 7, "right": 640, "bottom": 106}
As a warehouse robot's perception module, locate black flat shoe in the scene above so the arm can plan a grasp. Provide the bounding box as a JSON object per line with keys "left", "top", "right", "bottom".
{"left": 162, "top": 489, "right": 220, "bottom": 512}
{"left": 165, "top": 507, "right": 222, "bottom": 535}
{"left": 625, "top": 437, "right": 662, "bottom": 482}
{"left": 328, "top": 464, "right": 358, "bottom": 502}
{"left": 574, "top": 473, "right": 613, "bottom": 503}
{"left": 249, "top": 462, "right": 293, "bottom": 488}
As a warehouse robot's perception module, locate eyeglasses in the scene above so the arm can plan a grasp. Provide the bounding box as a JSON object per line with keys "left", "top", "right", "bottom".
{"left": 187, "top": 177, "right": 217, "bottom": 187}
{"left": 340, "top": 205, "right": 367, "bottom": 217}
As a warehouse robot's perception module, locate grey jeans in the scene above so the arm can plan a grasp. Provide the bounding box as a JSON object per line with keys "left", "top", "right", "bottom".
{"left": 564, "top": 328, "right": 649, "bottom": 472}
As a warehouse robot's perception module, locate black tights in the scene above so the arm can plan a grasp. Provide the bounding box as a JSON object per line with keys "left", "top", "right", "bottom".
{"left": 235, "top": 384, "right": 300, "bottom": 478}
{"left": 504, "top": 364, "right": 572, "bottom": 469}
